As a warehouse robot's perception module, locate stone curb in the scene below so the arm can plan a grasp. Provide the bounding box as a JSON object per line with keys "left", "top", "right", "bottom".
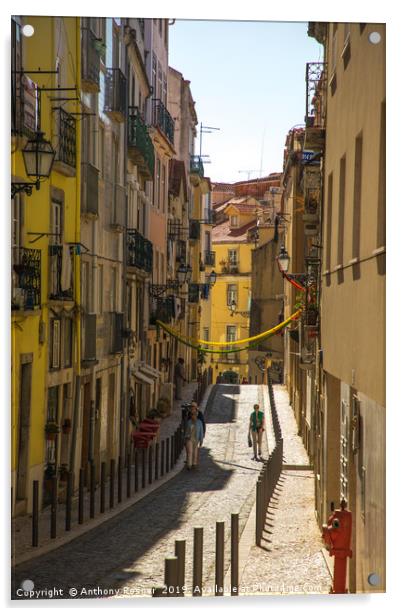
{"left": 13, "top": 385, "right": 216, "bottom": 568}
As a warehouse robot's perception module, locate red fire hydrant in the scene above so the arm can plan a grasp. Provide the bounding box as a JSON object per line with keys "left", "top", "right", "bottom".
{"left": 322, "top": 499, "right": 352, "bottom": 593}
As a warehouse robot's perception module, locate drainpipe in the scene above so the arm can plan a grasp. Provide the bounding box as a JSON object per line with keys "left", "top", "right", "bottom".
{"left": 119, "top": 43, "right": 129, "bottom": 460}
{"left": 69, "top": 17, "right": 82, "bottom": 483}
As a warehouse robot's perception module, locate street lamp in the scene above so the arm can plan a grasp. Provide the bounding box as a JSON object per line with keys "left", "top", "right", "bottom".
{"left": 208, "top": 269, "right": 217, "bottom": 287}
{"left": 12, "top": 131, "right": 56, "bottom": 198}
{"left": 230, "top": 299, "right": 237, "bottom": 316}
{"left": 176, "top": 262, "right": 188, "bottom": 285}
{"left": 277, "top": 245, "right": 290, "bottom": 273}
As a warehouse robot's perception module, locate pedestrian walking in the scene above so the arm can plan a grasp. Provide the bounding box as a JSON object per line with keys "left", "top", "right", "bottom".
{"left": 174, "top": 357, "right": 187, "bottom": 400}
{"left": 184, "top": 405, "right": 204, "bottom": 470}
{"left": 188, "top": 401, "right": 206, "bottom": 438}
{"left": 216, "top": 371, "right": 223, "bottom": 384}
{"left": 249, "top": 403, "right": 265, "bottom": 460}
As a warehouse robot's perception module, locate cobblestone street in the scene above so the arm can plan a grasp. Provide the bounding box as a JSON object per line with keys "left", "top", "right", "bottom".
{"left": 239, "top": 386, "right": 332, "bottom": 595}
{"left": 12, "top": 384, "right": 269, "bottom": 600}
{"left": 12, "top": 384, "right": 331, "bottom": 600}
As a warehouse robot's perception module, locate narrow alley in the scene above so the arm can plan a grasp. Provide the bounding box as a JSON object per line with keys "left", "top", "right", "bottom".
{"left": 12, "top": 384, "right": 330, "bottom": 599}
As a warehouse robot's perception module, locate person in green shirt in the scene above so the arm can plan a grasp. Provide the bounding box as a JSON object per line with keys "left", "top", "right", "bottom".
{"left": 249, "top": 403, "right": 265, "bottom": 460}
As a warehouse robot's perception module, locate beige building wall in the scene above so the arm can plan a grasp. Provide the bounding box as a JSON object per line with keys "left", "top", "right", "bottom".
{"left": 319, "top": 22, "right": 385, "bottom": 592}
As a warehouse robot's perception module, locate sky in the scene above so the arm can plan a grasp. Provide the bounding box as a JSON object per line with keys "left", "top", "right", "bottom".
{"left": 169, "top": 20, "right": 323, "bottom": 183}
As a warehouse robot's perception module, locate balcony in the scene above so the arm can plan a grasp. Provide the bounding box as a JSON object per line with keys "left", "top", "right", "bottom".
{"left": 150, "top": 297, "right": 174, "bottom": 325}
{"left": 188, "top": 283, "right": 200, "bottom": 304}
{"left": 152, "top": 98, "right": 174, "bottom": 145}
{"left": 110, "top": 312, "right": 124, "bottom": 354}
{"left": 104, "top": 68, "right": 127, "bottom": 123}
{"left": 12, "top": 247, "right": 41, "bottom": 310}
{"left": 175, "top": 239, "right": 187, "bottom": 262}
{"left": 127, "top": 108, "right": 155, "bottom": 180}
{"left": 127, "top": 229, "right": 153, "bottom": 274}
{"left": 189, "top": 219, "right": 200, "bottom": 241}
{"left": 81, "top": 28, "right": 100, "bottom": 93}
{"left": 204, "top": 251, "right": 216, "bottom": 267}
{"left": 81, "top": 162, "right": 99, "bottom": 217}
{"left": 82, "top": 313, "right": 97, "bottom": 365}
{"left": 53, "top": 108, "right": 77, "bottom": 176}
{"left": 48, "top": 245, "right": 74, "bottom": 301}
{"left": 190, "top": 155, "right": 204, "bottom": 178}
{"left": 219, "top": 351, "right": 240, "bottom": 364}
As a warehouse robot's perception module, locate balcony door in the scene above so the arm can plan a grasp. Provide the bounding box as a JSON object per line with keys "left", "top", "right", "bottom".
{"left": 16, "top": 360, "right": 32, "bottom": 505}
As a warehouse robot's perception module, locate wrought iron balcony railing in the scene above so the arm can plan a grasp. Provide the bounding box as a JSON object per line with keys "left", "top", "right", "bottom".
{"left": 219, "top": 351, "right": 240, "bottom": 364}
{"left": 104, "top": 68, "right": 127, "bottom": 123}
{"left": 152, "top": 98, "right": 175, "bottom": 145}
{"left": 204, "top": 251, "right": 216, "bottom": 267}
{"left": 150, "top": 296, "right": 174, "bottom": 325}
{"left": 305, "top": 62, "right": 327, "bottom": 129}
{"left": 48, "top": 245, "right": 74, "bottom": 300}
{"left": 127, "top": 229, "right": 153, "bottom": 273}
{"left": 81, "top": 162, "right": 99, "bottom": 217}
{"left": 12, "top": 247, "right": 41, "bottom": 310}
{"left": 81, "top": 27, "right": 100, "bottom": 93}
{"left": 188, "top": 283, "right": 200, "bottom": 304}
{"left": 127, "top": 108, "right": 155, "bottom": 179}
{"left": 53, "top": 108, "right": 76, "bottom": 173}
{"left": 190, "top": 155, "right": 204, "bottom": 177}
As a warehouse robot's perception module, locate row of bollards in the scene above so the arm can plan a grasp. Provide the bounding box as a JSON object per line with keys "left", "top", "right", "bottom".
{"left": 255, "top": 438, "right": 283, "bottom": 546}
{"left": 153, "top": 513, "right": 239, "bottom": 598}
{"left": 31, "top": 423, "right": 185, "bottom": 547}
{"left": 254, "top": 369, "right": 284, "bottom": 546}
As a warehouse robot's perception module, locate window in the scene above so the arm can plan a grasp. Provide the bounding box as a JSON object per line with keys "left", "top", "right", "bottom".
{"left": 98, "top": 264, "right": 104, "bottom": 314}
{"left": 51, "top": 200, "right": 63, "bottom": 244}
{"left": 11, "top": 18, "right": 22, "bottom": 134}
{"left": 230, "top": 215, "right": 238, "bottom": 227}
{"left": 152, "top": 53, "right": 157, "bottom": 97}
{"left": 342, "top": 23, "right": 351, "bottom": 68}
{"left": 110, "top": 267, "right": 117, "bottom": 311}
{"left": 164, "top": 20, "right": 168, "bottom": 47}
{"left": 81, "top": 261, "right": 90, "bottom": 310}
{"left": 325, "top": 173, "right": 333, "bottom": 272}
{"left": 12, "top": 193, "right": 23, "bottom": 251}
{"left": 161, "top": 163, "right": 166, "bottom": 213}
{"left": 64, "top": 318, "right": 73, "bottom": 368}
{"left": 159, "top": 19, "right": 162, "bottom": 37}
{"left": 228, "top": 249, "right": 238, "bottom": 265}
{"left": 352, "top": 133, "right": 363, "bottom": 260}
{"left": 227, "top": 284, "right": 237, "bottom": 306}
{"left": 50, "top": 319, "right": 61, "bottom": 369}
{"left": 331, "top": 23, "right": 338, "bottom": 75}
{"left": 377, "top": 101, "right": 386, "bottom": 249}
{"left": 157, "top": 62, "right": 162, "bottom": 100}
{"left": 98, "top": 124, "right": 105, "bottom": 178}
{"left": 163, "top": 75, "right": 167, "bottom": 106}
{"left": 154, "top": 158, "right": 161, "bottom": 208}
{"left": 336, "top": 155, "right": 346, "bottom": 267}
{"left": 203, "top": 327, "right": 209, "bottom": 341}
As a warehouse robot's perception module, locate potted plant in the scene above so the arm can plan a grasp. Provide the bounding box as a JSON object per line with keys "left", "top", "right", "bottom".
{"left": 61, "top": 418, "right": 72, "bottom": 435}
{"left": 305, "top": 305, "right": 319, "bottom": 326}
{"left": 45, "top": 420, "right": 60, "bottom": 441}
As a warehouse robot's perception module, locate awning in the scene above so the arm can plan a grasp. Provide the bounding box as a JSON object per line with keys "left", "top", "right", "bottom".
{"left": 133, "top": 371, "right": 155, "bottom": 387}
{"left": 139, "top": 363, "right": 161, "bottom": 380}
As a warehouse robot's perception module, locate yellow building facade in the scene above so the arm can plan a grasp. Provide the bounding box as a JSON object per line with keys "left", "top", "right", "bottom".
{"left": 210, "top": 198, "right": 260, "bottom": 383}
{"left": 12, "top": 16, "right": 81, "bottom": 513}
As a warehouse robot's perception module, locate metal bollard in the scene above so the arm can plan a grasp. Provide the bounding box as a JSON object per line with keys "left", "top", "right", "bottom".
{"left": 155, "top": 442, "right": 159, "bottom": 481}
{"left": 231, "top": 513, "right": 239, "bottom": 596}
{"left": 78, "top": 468, "right": 84, "bottom": 524}
{"left": 118, "top": 455, "right": 123, "bottom": 503}
{"left": 141, "top": 448, "right": 146, "bottom": 489}
{"left": 148, "top": 444, "right": 153, "bottom": 485}
{"left": 215, "top": 521, "right": 224, "bottom": 596}
{"left": 32, "top": 480, "right": 39, "bottom": 547}
{"left": 164, "top": 556, "right": 179, "bottom": 597}
{"left": 50, "top": 476, "right": 57, "bottom": 539}
{"left": 90, "top": 462, "right": 96, "bottom": 518}
{"left": 166, "top": 438, "right": 170, "bottom": 473}
{"left": 256, "top": 480, "right": 262, "bottom": 545}
{"left": 134, "top": 450, "right": 139, "bottom": 492}
{"left": 66, "top": 471, "right": 73, "bottom": 531}
{"left": 126, "top": 450, "right": 132, "bottom": 499}
{"left": 100, "top": 462, "right": 106, "bottom": 513}
{"left": 110, "top": 459, "right": 115, "bottom": 509}
{"left": 192, "top": 527, "right": 203, "bottom": 596}
{"left": 175, "top": 539, "right": 186, "bottom": 596}
{"left": 161, "top": 440, "right": 165, "bottom": 477}
{"left": 171, "top": 434, "right": 174, "bottom": 467}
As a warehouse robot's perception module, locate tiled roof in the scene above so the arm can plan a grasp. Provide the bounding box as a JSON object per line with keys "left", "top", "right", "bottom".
{"left": 212, "top": 219, "right": 256, "bottom": 243}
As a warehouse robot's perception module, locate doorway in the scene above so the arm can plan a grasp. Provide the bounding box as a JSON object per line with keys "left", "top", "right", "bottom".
{"left": 16, "top": 361, "right": 32, "bottom": 506}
